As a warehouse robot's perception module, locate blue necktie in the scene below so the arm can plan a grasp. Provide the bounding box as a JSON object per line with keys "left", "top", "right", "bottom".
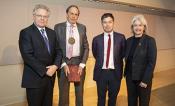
{"left": 40, "top": 29, "right": 50, "bottom": 54}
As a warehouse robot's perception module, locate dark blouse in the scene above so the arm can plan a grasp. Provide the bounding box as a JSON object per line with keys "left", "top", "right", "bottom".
{"left": 126, "top": 36, "right": 141, "bottom": 73}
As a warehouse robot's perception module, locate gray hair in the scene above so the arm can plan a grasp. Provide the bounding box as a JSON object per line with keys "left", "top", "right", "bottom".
{"left": 131, "top": 14, "right": 148, "bottom": 34}
{"left": 33, "top": 4, "right": 50, "bottom": 16}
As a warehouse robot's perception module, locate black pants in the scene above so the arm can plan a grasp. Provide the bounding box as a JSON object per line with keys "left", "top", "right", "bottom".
{"left": 58, "top": 68, "right": 85, "bottom": 106}
{"left": 126, "top": 76, "right": 152, "bottom": 106}
{"left": 26, "top": 80, "right": 54, "bottom": 106}
{"left": 96, "top": 70, "right": 121, "bottom": 106}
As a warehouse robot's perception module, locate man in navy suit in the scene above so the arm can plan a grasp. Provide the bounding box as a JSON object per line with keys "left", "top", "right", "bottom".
{"left": 19, "top": 4, "right": 62, "bottom": 106}
{"left": 92, "top": 13, "right": 126, "bottom": 106}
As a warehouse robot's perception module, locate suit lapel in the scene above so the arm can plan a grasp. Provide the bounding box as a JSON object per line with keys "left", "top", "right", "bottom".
{"left": 101, "top": 33, "right": 104, "bottom": 65}
{"left": 32, "top": 24, "right": 48, "bottom": 51}
{"left": 77, "top": 23, "right": 83, "bottom": 52}
{"left": 126, "top": 36, "right": 134, "bottom": 59}
{"left": 62, "top": 22, "right": 67, "bottom": 55}
{"left": 113, "top": 32, "right": 117, "bottom": 60}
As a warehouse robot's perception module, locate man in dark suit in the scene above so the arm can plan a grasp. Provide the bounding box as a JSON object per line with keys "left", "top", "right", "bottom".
{"left": 19, "top": 4, "right": 62, "bottom": 106}
{"left": 54, "top": 5, "right": 89, "bottom": 106}
{"left": 92, "top": 13, "right": 126, "bottom": 106}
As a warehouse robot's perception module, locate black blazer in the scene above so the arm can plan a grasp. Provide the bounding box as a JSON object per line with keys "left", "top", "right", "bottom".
{"left": 19, "top": 24, "right": 62, "bottom": 88}
{"left": 124, "top": 34, "right": 157, "bottom": 84}
{"left": 92, "top": 32, "right": 126, "bottom": 81}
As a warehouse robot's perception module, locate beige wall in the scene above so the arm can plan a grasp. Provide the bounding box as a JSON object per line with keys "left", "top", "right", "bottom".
{"left": 0, "top": 0, "right": 175, "bottom": 105}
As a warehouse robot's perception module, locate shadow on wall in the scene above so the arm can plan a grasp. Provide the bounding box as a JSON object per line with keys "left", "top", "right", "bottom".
{"left": 0, "top": 45, "right": 23, "bottom": 66}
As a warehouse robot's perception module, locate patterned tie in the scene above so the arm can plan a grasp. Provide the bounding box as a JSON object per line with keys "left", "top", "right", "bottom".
{"left": 67, "top": 25, "right": 74, "bottom": 59}
{"left": 106, "top": 34, "right": 111, "bottom": 68}
{"left": 40, "top": 29, "right": 50, "bottom": 54}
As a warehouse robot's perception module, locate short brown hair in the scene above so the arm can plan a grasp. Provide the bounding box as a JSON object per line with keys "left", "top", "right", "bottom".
{"left": 66, "top": 5, "right": 80, "bottom": 15}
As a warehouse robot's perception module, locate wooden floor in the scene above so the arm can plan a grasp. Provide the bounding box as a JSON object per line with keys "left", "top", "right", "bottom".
{"left": 6, "top": 68, "right": 175, "bottom": 106}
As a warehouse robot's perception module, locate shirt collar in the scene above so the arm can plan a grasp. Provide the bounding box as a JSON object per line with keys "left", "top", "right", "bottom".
{"left": 66, "top": 21, "right": 77, "bottom": 27}
{"left": 37, "top": 26, "right": 45, "bottom": 31}
{"left": 104, "top": 31, "right": 113, "bottom": 37}
{"left": 34, "top": 23, "right": 46, "bottom": 31}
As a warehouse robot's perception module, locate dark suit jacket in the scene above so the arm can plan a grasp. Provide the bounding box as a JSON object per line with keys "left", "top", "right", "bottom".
{"left": 92, "top": 32, "right": 126, "bottom": 81}
{"left": 124, "top": 34, "right": 157, "bottom": 84}
{"left": 19, "top": 24, "right": 62, "bottom": 88}
{"left": 54, "top": 22, "right": 89, "bottom": 65}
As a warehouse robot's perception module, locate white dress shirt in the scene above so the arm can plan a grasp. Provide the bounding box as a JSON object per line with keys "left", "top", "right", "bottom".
{"left": 61, "top": 21, "right": 85, "bottom": 68}
{"left": 66, "top": 22, "right": 80, "bottom": 57}
{"left": 102, "top": 31, "right": 115, "bottom": 69}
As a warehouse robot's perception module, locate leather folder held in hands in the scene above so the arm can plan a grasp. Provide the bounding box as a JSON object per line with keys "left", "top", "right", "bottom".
{"left": 67, "top": 65, "right": 80, "bottom": 82}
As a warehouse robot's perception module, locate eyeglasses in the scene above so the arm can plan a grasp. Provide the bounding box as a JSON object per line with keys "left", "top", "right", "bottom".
{"left": 35, "top": 14, "right": 49, "bottom": 19}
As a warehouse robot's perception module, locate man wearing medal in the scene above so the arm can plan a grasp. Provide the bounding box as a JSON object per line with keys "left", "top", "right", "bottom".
{"left": 54, "top": 5, "right": 89, "bottom": 106}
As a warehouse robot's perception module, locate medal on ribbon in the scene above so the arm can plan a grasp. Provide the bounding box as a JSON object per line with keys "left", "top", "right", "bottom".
{"left": 68, "top": 37, "right": 75, "bottom": 45}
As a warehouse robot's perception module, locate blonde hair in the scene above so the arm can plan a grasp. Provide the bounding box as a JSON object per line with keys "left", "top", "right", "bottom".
{"left": 131, "top": 14, "right": 148, "bottom": 34}
{"left": 33, "top": 4, "right": 50, "bottom": 16}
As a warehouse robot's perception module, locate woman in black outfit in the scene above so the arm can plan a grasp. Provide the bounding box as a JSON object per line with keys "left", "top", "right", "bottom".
{"left": 124, "top": 15, "right": 157, "bottom": 106}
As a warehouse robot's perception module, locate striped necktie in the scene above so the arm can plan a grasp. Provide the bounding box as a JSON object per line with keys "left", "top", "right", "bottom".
{"left": 40, "top": 29, "right": 50, "bottom": 54}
